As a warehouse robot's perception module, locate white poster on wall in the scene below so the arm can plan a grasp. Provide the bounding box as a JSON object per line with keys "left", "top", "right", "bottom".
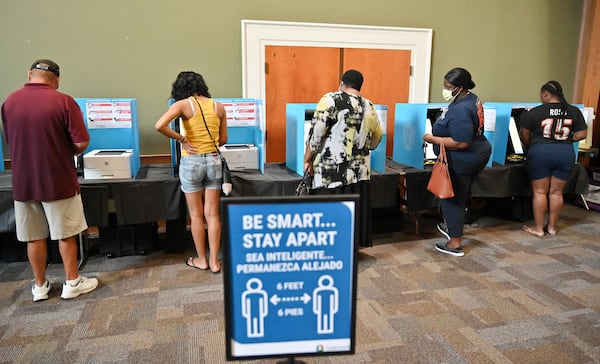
{"left": 86, "top": 101, "right": 133, "bottom": 129}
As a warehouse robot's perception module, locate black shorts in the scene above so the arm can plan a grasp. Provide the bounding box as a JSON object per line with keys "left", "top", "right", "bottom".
{"left": 526, "top": 143, "right": 575, "bottom": 180}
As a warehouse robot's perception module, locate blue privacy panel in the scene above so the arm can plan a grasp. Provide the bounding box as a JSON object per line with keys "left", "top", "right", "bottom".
{"left": 286, "top": 104, "right": 316, "bottom": 176}
{"left": 573, "top": 104, "right": 585, "bottom": 156}
{"left": 371, "top": 134, "right": 386, "bottom": 174}
{"left": 75, "top": 98, "right": 140, "bottom": 177}
{"left": 0, "top": 141, "right": 4, "bottom": 172}
{"left": 393, "top": 103, "right": 445, "bottom": 170}
{"left": 484, "top": 102, "right": 512, "bottom": 166}
{"left": 167, "top": 98, "right": 179, "bottom": 175}
{"left": 253, "top": 127, "right": 266, "bottom": 174}
{"left": 371, "top": 105, "right": 387, "bottom": 174}
{"left": 481, "top": 104, "right": 495, "bottom": 167}
{"left": 485, "top": 102, "right": 539, "bottom": 165}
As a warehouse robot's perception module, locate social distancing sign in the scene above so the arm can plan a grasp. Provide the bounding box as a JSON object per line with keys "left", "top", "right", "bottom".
{"left": 222, "top": 195, "right": 359, "bottom": 361}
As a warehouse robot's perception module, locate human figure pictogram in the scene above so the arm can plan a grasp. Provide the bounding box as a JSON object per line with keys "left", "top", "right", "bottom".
{"left": 241, "top": 278, "right": 268, "bottom": 337}
{"left": 312, "top": 275, "right": 338, "bottom": 334}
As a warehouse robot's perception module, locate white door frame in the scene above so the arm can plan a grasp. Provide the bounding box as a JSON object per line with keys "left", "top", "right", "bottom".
{"left": 241, "top": 19, "right": 433, "bottom": 110}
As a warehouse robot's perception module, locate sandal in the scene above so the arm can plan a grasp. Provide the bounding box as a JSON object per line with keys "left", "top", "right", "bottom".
{"left": 209, "top": 261, "right": 221, "bottom": 274}
{"left": 185, "top": 257, "right": 209, "bottom": 270}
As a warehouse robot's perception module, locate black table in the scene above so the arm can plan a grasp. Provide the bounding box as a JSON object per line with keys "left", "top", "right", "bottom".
{"left": 0, "top": 165, "right": 185, "bottom": 264}
{"left": 0, "top": 161, "right": 589, "bottom": 260}
{"left": 229, "top": 163, "right": 400, "bottom": 209}
{"left": 0, "top": 165, "right": 185, "bottom": 233}
{"left": 386, "top": 159, "right": 589, "bottom": 232}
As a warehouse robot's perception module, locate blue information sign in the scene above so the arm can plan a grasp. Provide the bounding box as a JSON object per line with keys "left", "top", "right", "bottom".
{"left": 222, "top": 195, "right": 359, "bottom": 361}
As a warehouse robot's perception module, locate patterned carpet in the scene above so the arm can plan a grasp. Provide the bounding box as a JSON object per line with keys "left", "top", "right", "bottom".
{"left": 0, "top": 203, "right": 599, "bottom": 363}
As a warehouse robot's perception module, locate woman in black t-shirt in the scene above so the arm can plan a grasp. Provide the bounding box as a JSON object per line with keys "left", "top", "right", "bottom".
{"left": 520, "top": 80, "right": 587, "bottom": 237}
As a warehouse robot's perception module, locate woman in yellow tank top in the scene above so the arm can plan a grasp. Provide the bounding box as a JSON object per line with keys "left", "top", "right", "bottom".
{"left": 155, "top": 71, "right": 228, "bottom": 273}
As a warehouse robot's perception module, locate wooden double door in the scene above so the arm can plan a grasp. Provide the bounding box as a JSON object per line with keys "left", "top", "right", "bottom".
{"left": 265, "top": 45, "right": 412, "bottom": 163}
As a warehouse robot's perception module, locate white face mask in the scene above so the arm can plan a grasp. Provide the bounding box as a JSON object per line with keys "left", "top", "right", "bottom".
{"left": 442, "top": 87, "right": 458, "bottom": 102}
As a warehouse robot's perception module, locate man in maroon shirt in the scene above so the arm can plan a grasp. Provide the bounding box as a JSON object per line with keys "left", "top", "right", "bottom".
{"left": 1, "top": 59, "right": 98, "bottom": 301}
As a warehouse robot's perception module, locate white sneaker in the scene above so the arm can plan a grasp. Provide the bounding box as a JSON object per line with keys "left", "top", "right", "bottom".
{"left": 32, "top": 280, "right": 52, "bottom": 302}
{"left": 61, "top": 276, "right": 99, "bottom": 299}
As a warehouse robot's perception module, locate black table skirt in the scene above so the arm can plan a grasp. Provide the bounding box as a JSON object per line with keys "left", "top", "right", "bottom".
{"left": 386, "top": 159, "right": 589, "bottom": 213}
{"left": 228, "top": 163, "right": 400, "bottom": 209}
{"left": 0, "top": 161, "right": 589, "bottom": 232}
{"left": 0, "top": 165, "right": 184, "bottom": 233}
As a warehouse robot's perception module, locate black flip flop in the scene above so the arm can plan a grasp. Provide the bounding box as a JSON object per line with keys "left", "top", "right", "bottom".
{"left": 209, "top": 262, "right": 221, "bottom": 274}
{"left": 185, "top": 257, "right": 208, "bottom": 270}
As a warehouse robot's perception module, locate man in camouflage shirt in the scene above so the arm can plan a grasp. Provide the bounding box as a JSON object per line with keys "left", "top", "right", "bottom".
{"left": 304, "top": 69, "right": 383, "bottom": 246}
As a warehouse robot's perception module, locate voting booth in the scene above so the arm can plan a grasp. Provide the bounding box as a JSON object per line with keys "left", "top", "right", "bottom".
{"left": 484, "top": 102, "right": 538, "bottom": 165}
{"left": 75, "top": 98, "right": 141, "bottom": 178}
{"left": 392, "top": 102, "right": 494, "bottom": 169}
{"left": 484, "top": 102, "right": 584, "bottom": 165}
{"left": 285, "top": 103, "right": 387, "bottom": 176}
{"left": 221, "top": 195, "right": 359, "bottom": 361}
{"left": 216, "top": 98, "right": 265, "bottom": 173}
{"left": 393, "top": 102, "right": 504, "bottom": 169}
{"left": 394, "top": 101, "right": 587, "bottom": 170}
{"left": 392, "top": 103, "right": 449, "bottom": 170}
{"left": 169, "top": 98, "right": 265, "bottom": 175}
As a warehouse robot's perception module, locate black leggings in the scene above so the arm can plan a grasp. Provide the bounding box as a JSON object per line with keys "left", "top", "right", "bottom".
{"left": 440, "top": 157, "right": 488, "bottom": 238}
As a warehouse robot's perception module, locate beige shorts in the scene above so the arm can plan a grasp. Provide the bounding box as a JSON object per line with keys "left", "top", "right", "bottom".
{"left": 14, "top": 194, "right": 88, "bottom": 242}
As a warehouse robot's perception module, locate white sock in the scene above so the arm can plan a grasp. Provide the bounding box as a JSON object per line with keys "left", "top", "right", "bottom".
{"left": 35, "top": 280, "right": 48, "bottom": 288}
{"left": 66, "top": 277, "right": 81, "bottom": 286}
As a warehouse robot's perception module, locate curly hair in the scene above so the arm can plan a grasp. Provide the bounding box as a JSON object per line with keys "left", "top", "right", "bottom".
{"left": 170, "top": 71, "right": 211, "bottom": 101}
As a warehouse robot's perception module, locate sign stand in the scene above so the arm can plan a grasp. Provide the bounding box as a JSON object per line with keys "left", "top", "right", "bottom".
{"left": 222, "top": 195, "right": 359, "bottom": 362}
{"left": 277, "top": 356, "right": 306, "bottom": 364}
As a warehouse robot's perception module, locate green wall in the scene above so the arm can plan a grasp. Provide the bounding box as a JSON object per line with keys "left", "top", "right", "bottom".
{"left": 0, "top": 0, "right": 583, "bottom": 155}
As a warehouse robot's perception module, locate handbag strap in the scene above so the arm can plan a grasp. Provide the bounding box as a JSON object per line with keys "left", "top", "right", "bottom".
{"left": 192, "top": 97, "right": 224, "bottom": 158}
{"left": 295, "top": 170, "right": 312, "bottom": 195}
{"left": 438, "top": 140, "right": 448, "bottom": 164}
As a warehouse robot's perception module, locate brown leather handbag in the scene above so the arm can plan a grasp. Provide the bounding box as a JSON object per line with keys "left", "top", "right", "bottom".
{"left": 427, "top": 141, "right": 454, "bottom": 199}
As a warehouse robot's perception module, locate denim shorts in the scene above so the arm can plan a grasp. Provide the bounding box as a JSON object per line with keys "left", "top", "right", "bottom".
{"left": 526, "top": 143, "right": 575, "bottom": 180}
{"left": 179, "top": 153, "right": 222, "bottom": 193}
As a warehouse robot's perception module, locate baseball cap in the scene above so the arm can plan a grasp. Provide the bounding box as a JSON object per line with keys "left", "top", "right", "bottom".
{"left": 30, "top": 59, "right": 60, "bottom": 77}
